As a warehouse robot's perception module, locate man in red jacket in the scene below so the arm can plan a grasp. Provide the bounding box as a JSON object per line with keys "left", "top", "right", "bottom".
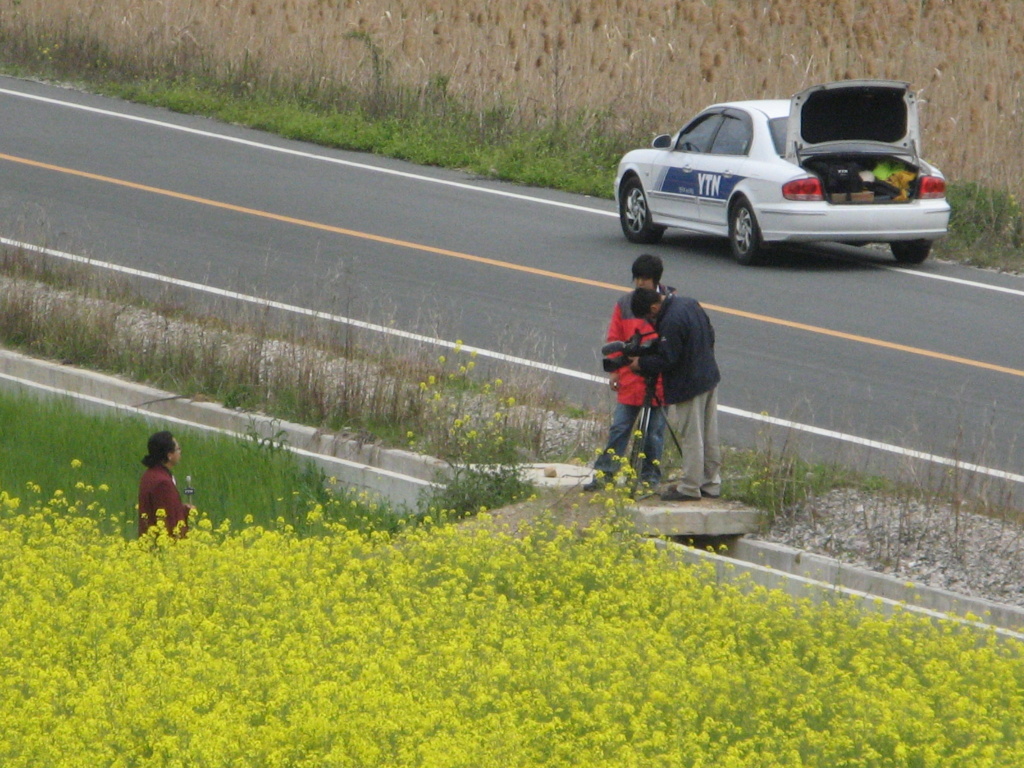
{"left": 583, "top": 254, "right": 670, "bottom": 493}
{"left": 138, "top": 430, "right": 194, "bottom": 538}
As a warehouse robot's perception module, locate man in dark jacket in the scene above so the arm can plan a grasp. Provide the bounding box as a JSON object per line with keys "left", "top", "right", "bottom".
{"left": 630, "top": 287, "right": 721, "bottom": 502}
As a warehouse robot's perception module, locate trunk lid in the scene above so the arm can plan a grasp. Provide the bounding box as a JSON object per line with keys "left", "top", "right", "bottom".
{"left": 785, "top": 80, "right": 922, "bottom": 164}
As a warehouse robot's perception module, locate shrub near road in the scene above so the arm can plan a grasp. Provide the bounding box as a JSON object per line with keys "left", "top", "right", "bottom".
{"left": 2, "top": 480, "right": 1023, "bottom": 767}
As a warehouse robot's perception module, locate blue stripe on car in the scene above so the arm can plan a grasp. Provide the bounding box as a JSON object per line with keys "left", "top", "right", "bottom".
{"left": 660, "top": 168, "right": 743, "bottom": 200}
{"left": 660, "top": 167, "right": 699, "bottom": 196}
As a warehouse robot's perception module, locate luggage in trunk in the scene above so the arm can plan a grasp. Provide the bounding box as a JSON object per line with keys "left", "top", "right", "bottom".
{"left": 804, "top": 156, "right": 919, "bottom": 204}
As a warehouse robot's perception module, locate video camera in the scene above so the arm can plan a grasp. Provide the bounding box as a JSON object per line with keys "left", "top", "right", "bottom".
{"left": 601, "top": 330, "right": 658, "bottom": 372}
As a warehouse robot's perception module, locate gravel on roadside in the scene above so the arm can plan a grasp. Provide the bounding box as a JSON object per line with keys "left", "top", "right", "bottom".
{"left": 753, "top": 487, "right": 1024, "bottom": 609}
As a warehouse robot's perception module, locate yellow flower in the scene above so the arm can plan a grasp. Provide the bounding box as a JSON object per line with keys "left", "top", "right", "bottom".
{"left": 3, "top": 465, "right": 1023, "bottom": 765}
{"left": 70, "top": 459, "right": 83, "bottom": 469}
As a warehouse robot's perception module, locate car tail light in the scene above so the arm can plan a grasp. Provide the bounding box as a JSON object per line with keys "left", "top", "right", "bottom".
{"left": 918, "top": 175, "right": 946, "bottom": 199}
{"left": 782, "top": 177, "right": 824, "bottom": 201}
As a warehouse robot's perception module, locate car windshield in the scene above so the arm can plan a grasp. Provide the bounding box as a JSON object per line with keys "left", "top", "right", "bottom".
{"left": 768, "top": 118, "right": 786, "bottom": 156}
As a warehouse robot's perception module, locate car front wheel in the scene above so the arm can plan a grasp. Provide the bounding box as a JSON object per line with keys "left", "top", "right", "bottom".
{"left": 890, "top": 240, "right": 932, "bottom": 264}
{"left": 729, "top": 198, "right": 767, "bottom": 265}
{"left": 619, "top": 177, "right": 665, "bottom": 244}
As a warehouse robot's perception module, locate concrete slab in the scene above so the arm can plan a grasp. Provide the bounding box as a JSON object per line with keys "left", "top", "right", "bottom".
{"left": 520, "top": 463, "right": 591, "bottom": 488}
{"left": 520, "top": 463, "right": 765, "bottom": 536}
{"left": 633, "top": 498, "right": 763, "bottom": 536}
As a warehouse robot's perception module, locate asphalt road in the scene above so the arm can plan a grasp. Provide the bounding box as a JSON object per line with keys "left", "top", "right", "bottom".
{"left": 2, "top": 75, "right": 1022, "bottom": 498}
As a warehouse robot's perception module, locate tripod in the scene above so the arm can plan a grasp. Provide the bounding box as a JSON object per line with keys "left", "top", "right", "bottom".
{"left": 624, "top": 374, "right": 681, "bottom": 499}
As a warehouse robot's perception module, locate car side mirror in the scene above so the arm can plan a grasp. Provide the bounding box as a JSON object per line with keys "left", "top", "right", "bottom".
{"left": 652, "top": 134, "right": 672, "bottom": 149}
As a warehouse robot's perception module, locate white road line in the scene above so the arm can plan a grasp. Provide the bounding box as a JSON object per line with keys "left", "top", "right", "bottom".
{"left": 0, "top": 238, "right": 597, "bottom": 384}
{"left": 718, "top": 405, "right": 1024, "bottom": 485}
{"left": 886, "top": 265, "right": 1024, "bottom": 297}
{"left": 4, "top": 235, "right": 1022, "bottom": 487}
{"left": 0, "top": 86, "right": 614, "bottom": 218}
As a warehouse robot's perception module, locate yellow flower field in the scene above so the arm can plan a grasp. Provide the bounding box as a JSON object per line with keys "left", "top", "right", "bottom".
{"left": 1, "top": 482, "right": 1022, "bottom": 767}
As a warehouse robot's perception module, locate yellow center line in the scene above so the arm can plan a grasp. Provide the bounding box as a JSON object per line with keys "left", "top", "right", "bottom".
{"left": 705, "top": 304, "right": 1024, "bottom": 377}
{"left": 5, "top": 151, "right": 1024, "bottom": 379}
{"left": 1, "top": 152, "right": 615, "bottom": 288}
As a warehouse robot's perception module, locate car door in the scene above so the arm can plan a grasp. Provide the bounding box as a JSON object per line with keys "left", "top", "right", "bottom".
{"left": 695, "top": 109, "right": 753, "bottom": 229}
{"left": 650, "top": 111, "right": 724, "bottom": 226}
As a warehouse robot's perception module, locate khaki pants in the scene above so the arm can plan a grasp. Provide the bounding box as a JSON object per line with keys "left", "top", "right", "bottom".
{"left": 667, "top": 388, "right": 721, "bottom": 498}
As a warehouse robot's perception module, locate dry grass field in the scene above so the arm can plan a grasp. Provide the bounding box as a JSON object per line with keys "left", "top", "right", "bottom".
{"left": 4, "top": 0, "right": 1023, "bottom": 197}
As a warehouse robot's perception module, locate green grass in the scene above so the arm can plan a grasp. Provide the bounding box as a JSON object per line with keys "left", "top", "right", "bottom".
{"left": 944, "top": 181, "right": 1024, "bottom": 269}
{"left": 0, "top": 389, "right": 407, "bottom": 538}
{"left": 101, "top": 77, "right": 622, "bottom": 199}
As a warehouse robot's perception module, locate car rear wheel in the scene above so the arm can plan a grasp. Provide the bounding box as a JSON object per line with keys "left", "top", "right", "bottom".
{"left": 890, "top": 240, "right": 932, "bottom": 264}
{"left": 619, "top": 177, "right": 665, "bottom": 244}
{"left": 729, "top": 198, "right": 767, "bottom": 265}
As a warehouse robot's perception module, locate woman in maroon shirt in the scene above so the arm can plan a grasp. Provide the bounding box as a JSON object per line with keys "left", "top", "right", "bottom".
{"left": 138, "top": 431, "right": 193, "bottom": 538}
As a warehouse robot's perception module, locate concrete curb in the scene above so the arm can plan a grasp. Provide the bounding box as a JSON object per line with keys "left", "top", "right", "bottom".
{"left": 725, "top": 537, "right": 1024, "bottom": 635}
{"left": 663, "top": 540, "right": 1024, "bottom": 642}
{"left": 0, "top": 348, "right": 442, "bottom": 509}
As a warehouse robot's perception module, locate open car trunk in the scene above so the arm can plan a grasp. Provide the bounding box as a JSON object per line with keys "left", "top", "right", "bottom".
{"left": 803, "top": 154, "right": 923, "bottom": 204}
{"left": 785, "top": 80, "right": 926, "bottom": 204}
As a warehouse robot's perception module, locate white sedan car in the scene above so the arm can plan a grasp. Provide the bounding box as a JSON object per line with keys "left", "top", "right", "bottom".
{"left": 614, "top": 80, "right": 950, "bottom": 265}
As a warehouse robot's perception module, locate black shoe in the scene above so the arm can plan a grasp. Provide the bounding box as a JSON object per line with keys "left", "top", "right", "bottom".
{"left": 660, "top": 488, "right": 702, "bottom": 502}
{"left": 582, "top": 474, "right": 608, "bottom": 492}
{"left": 701, "top": 491, "right": 721, "bottom": 499}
